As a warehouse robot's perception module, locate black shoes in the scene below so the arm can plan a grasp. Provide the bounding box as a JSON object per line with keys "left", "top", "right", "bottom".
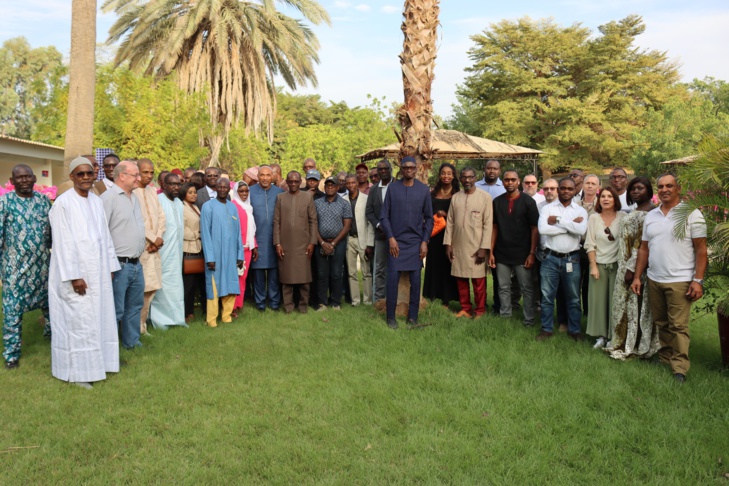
{"left": 674, "top": 373, "right": 686, "bottom": 383}
{"left": 5, "top": 360, "right": 19, "bottom": 370}
{"left": 387, "top": 319, "right": 398, "bottom": 330}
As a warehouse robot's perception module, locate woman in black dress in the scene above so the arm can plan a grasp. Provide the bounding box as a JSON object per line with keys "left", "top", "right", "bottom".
{"left": 423, "top": 163, "right": 460, "bottom": 307}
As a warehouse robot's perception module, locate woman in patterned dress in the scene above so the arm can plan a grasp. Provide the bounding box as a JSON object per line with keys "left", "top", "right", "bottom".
{"left": 607, "top": 177, "right": 659, "bottom": 360}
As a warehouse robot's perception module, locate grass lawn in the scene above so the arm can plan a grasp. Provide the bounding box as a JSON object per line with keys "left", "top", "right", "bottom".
{"left": 2, "top": 286, "right": 729, "bottom": 484}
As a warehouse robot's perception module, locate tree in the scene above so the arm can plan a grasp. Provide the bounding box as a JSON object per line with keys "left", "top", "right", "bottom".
{"left": 453, "top": 15, "right": 679, "bottom": 175}
{"left": 64, "top": 0, "right": 97, "bottom": 172}
{"left": 689, "top": 77, "right": 729, "bottom": 116}
{"left": 0, "top": 37, "right": 63, "bottom": 139}
{"left": 397, "top": 0, "right": 439, "bottom": 183}
{"left": 629, "top": 89, "right": 729, "bottom": 178}
{"left": 103, "top": 0, "right": 330, "bottom": 167}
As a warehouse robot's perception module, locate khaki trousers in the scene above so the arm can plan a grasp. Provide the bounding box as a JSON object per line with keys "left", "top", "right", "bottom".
{"left": 140, "top": 290, "right": 156, "bottom": 333}
{"left": 647, "top": 279, "right": 692, "bottom": 374}
{"left": 346, "top": 237, "right": 372, "bottom": 305}
{"left": 206, "top": 277, "right": 236, "bottom": 327}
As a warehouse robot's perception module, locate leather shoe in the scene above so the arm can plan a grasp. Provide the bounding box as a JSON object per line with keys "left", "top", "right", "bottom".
{"left": 5, "top": 360, "right": 19, "bottom": 370}
{"left": 536, "top": 331, "right": 553, "bottom": 341}
{"left": 673, "top": 373, "right": 686, "bottom": 383}
{"left": 387, "top": 319, "right": 398, "bottom": 330}
{"left": 568, "top": 332, "right": 584, "bottom": 342}
{"left": 454, "top": 310, "right": 473, "bottom": 318}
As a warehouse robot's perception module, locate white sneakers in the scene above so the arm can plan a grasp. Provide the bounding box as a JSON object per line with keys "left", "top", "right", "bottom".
{"left": 593, "top": 337, "right": 607, "bottom": 349}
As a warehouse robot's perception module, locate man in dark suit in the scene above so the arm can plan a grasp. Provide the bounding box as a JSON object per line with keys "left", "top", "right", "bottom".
{"left": 365, "top": 159, "right": 392, "bottom": 302}
{"left": 195, "top": 167, "right": 222, "bottom": 209}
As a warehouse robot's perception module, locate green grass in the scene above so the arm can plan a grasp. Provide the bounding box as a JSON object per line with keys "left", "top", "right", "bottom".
{"left": 2, "top": 292, "right": 729, "bottom": 484}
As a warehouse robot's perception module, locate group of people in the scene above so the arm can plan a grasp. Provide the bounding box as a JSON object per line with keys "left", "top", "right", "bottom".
{"left": 0, "top": 155, "right": 706, "bottom": 387}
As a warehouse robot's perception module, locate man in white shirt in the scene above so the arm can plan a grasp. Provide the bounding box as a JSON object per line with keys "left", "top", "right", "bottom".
{"left": 609, "top": 167, "right": 636, "bottom": 212}
{"left": 523, "top": 174, "right": 545, "bottom": 205}
{"left": 536, "top": 177, "right": 588, "bottom": 341}
{"left": 630, "top": 173, "right": 707, "bottom": 383}
{"left": 101, "top": 154, "right": 120, "bottom": 192}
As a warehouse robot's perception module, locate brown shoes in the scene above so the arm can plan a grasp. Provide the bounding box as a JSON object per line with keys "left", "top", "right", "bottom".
{"left": 455, "top": 310, "right": 473, "bottom": 319}
{"left": 536, "top": 331, "right": 553, "bottom": 341}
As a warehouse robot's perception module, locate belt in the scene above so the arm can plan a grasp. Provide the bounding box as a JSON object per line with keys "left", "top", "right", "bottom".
{"left": 349, "top": 233, "right": 358, "bottom": 238}
{"left": 118, "top": 256, "right": 139, "bottom": 264}
{"left": 183, "top": 252, "right": 202, "bottom": 257}
{"left": 544, "top": 249, "right": 579, "bottom": 259}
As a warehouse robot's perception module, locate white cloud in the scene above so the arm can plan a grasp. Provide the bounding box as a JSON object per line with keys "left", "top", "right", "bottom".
{"left": 334, "top": 1, "right": 350, "bottom": 8}
{"left": 381, "top": 6, "right": 400, "bottom": 14}
{"left": 354, "top": 4, "right": 371, "bottom": 12}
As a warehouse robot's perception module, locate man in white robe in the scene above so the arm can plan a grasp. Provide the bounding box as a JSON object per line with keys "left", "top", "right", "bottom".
{"left": 49, "top": 157, "right": 120, "bottom": 389}
{"left": 133, "top": 158, "right": 165, "bottom": 334}
{"left": 150, "top": 174, "right": 186, "bottom": 329}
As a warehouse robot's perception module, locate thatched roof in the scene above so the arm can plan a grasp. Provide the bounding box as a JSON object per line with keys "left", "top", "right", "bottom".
{"left": 356, "top": 129, "right": 543, "bottom": 162}
{"left": 660, "top": 155, "right": 698, "bottom": 165}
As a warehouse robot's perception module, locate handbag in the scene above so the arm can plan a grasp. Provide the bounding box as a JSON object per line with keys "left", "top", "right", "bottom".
{"left": 183, "top": 253, "right": 205, "bottom": 274}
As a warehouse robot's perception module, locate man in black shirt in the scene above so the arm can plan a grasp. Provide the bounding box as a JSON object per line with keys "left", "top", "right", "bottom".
{"left": 488, "top": 169, "right": 539, "bottom": 326}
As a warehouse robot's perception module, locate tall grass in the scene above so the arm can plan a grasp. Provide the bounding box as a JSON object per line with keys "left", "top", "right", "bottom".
{"left": 1, "top": 296, "right": 728, "bottom": 483}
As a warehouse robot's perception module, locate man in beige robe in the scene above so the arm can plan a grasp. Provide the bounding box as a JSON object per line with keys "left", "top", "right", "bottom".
{"left": 133, "top": 158, "right": 166, "bottom": 334}
{"left": 273, "top": 171, "right": 318, "bottom": 314}
{"left": 444, "top": 167, "right": 493, "bottom": 318}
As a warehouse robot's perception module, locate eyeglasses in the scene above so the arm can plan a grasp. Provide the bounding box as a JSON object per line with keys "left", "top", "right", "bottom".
{"left": 604, "top": 227, "right": 615, "bottom": 241}
{"left": 73, "top": 171, "right": 95, "bottom": 178}
{"left": 609, "top": 175, "right": 627, "bottom": 180}
{"left": 123, "top": 172, "right": 141, "bottom": 179}
{"left": 401, "top": 166, "right": 417, "bottom": 170}
{"left": 569, "top": 173, "right": 582, "bottom": 178}
{"left": 103, "top": 163, "right": 117, "bottom": 168}
{"left": 523, "top": 181, "right": 537, "bottom": 185}
{"left": 543, "top": 187, "right": 557, "bottom": 191}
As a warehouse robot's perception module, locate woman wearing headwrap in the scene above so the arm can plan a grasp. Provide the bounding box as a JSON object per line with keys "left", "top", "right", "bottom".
{"left": 243, "top": 167, "right": 259, "bottom": 187}
{"left": 231, "top": 180, "right": 258, "bottom": 315}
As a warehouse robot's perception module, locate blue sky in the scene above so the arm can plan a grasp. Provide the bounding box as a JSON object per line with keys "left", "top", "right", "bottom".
{"left": 1, "top": 0, "right": 728, "bottom": 118}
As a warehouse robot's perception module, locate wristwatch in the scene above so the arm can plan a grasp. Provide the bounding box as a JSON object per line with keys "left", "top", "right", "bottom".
{"left": 693, "top": 278, "right": 704, "bottom": 286}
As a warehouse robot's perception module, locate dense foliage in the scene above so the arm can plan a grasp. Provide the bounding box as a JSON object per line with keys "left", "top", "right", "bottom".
{"left": 448, "top": 15, "right": 728, "bottom": 176}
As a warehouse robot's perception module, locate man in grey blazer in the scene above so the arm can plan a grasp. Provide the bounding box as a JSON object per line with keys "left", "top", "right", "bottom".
{"left": 365, "top": 159, "right": 392, "bottom": 302}
{"left": 196, "top": 167, "right": 225, "bottom": 209}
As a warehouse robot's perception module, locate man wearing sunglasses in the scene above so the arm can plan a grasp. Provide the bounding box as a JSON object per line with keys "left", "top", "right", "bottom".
{"left": 522, "top": 174, "right": 544, "bottom": 205}
{"left": 536, "top": 177, "right": 588, "bottom": 342}
{"left": 49, "top": 156, "right": 121, "bottom": 388}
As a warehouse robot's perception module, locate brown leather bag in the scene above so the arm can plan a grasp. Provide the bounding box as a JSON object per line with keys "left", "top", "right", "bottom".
{"left": 183, "top": 254, "right": 205, "bottom": 274}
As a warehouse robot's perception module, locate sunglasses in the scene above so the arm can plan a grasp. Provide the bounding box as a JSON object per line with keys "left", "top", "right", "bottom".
{"left": 604, "top": 227, "right": 615, "bottom": 241}
{"left": 73, "top": 171, "right": 95, "bottom": 178}
{"left": 523, "top": 181, "right": 537, "bottom": 185}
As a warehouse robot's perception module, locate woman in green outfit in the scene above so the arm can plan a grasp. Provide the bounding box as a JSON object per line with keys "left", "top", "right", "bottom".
{"left": 584, "top": 187, "right": 624, "bottom": 348}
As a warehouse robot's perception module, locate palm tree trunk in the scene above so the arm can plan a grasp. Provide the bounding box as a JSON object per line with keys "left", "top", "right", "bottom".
{"left": 64, "top": 0, "right": 97, "bottom": 174}
{"left": 398, "top": 0, "right": 439, "bottom": 183}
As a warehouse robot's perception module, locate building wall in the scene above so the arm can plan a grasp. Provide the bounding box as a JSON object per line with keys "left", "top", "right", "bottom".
{"left": 0, "top": 138, "right": 64, "bottom": 187}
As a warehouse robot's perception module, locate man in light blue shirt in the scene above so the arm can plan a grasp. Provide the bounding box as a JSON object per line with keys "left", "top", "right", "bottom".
{"left": 475, "top": 159, "right": 506, "bottom": 198}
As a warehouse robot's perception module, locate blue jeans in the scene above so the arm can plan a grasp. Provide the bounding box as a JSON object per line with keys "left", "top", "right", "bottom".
{"left": 252, "top": 268, "right": 281, "bottom": 310}
{"left": 539, "top": 252, "right": 582, "bottom": 334}
{"left": 113, "top": 261, "right": 144, "bottom": 349}
{"left": 316, "top": 239, "right": 347, "bottom": 307}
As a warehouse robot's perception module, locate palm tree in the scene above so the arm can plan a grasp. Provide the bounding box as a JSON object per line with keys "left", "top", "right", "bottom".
{"left": 676, "top": 135, "right": 729, "bottom": 315}
{"left": 102, "top": 0, "right": 329, "bottom": 167}
{"left": 397, "top": 0, "right": 439, "bottom": 183}
{"left": 64, "top": 0, "right": 97, "bottom": 173}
